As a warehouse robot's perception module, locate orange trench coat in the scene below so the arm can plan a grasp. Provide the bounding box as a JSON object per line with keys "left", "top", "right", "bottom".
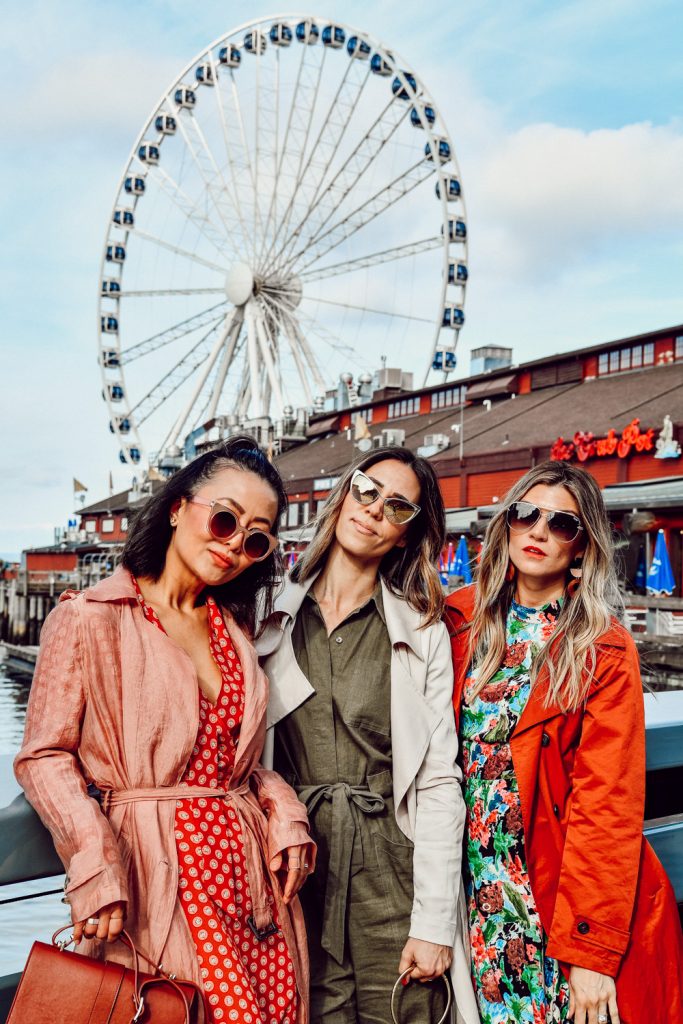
{"left": 14, "top": 568, "right": 312, "bottom": 1021}
{"left": 445, "top": 585, "right": 683, "bottom": 1024}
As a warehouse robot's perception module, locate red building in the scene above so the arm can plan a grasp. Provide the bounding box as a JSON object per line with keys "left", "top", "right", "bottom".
{"left": 273, "top": 324, "right": 683, "bottom": 589}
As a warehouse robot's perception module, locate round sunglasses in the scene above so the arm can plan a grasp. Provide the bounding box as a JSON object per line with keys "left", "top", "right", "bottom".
{"left": 350, "top": 469, "right": 421, "bottom": 525}
{"left": 506, "top": 500, "right": 583, "bottom": 544}
{"left": 189, "top": 497, "right": 277, "bottom": 561}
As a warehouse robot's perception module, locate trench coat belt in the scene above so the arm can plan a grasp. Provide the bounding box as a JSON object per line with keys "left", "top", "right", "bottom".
{"left": 296, "top": 782, "right": 386, "bottom": 965}
{"left": 100, "top": 782, "right": 274, "bottom": 933}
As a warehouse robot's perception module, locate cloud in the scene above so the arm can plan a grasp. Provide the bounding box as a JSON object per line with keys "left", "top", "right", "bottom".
{"left": 471, "top": 118, "right": 683, "bottom": 280}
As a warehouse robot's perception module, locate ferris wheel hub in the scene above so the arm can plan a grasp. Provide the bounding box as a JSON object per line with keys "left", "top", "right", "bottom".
{"left": 225, "top": 262, "right": 255, "bottom": 306}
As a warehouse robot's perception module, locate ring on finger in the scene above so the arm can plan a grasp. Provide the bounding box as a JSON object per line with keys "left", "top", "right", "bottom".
{"left": 597, "top": 1016, "right": 608, "bottom": 1023}
{"left": 86, "top": 917, "right": 100, "bottom": 926}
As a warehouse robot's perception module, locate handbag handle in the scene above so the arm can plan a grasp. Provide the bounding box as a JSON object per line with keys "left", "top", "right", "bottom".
{"left": 390, "top": 968, "right": 453, "bottom": 1024}
{"left": 51, "top": 925, "right": 209, "bottom": 1024}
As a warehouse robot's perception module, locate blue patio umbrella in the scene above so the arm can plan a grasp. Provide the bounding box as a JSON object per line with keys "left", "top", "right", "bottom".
{"left": 634, "top": 545, "right": 647, "bottom": 591}
{"left": 647, "top": 530, "right": 676, "bottom": 596}
{"left": 450, "top": 535, "right": 472, "bottom": 584}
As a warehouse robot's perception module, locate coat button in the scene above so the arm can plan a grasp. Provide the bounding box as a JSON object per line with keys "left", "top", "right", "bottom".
{"left": 541, "top": 732, "right": 550, "bottom": 747}
{"left": 334, "top": 636, "right": 343, "bottom": 645}
{"left": 553, "top": 804, "right": 560, "bottom": 818}
{"left": 577, "top": 921, "right": 590, "bottom": 935}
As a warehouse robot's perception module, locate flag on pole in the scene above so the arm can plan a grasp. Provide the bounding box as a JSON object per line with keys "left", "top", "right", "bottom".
{"left": 73, "top": 478, "right": 88, "bottom": 492}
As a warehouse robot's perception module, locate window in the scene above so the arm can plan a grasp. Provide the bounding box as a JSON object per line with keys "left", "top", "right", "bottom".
{"left": 598, "top": 353, "right": 609, "bottom": 375}
{"left": 643, "top": 342, "right": 655, "bottom": 365}
{"left": 84, "top": 520, "right": 96, "bottom": 534}
{"left": 675, "top": 336, "right": 683, "bottom": 359}
{"left": 609, "top": 350, "right": 620, "bottom": 372}
{"left": 101, "top": 518, "right": 114, "bottom": 533}
{"left": 120, "top": 517, "right": 128, "bottom": 532}
{"left": 597, "top": 341, "right": 657, "bottom": 375}
{"left": 287, "top": 503, "right": 299, "bottom": 528}
{"left": 620, "top": 348, "right": 631, "bottom": 370}
{"left": 387, "top": 396, "right": 419, "bottom": 419}
{"left": 431, "top": 386, "right": 462, "bottom": 410}
{"left": 631, "top": 344, "right": 642, "bottom": 368}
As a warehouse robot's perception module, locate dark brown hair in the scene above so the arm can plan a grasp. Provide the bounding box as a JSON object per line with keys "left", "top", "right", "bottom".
{"left": 122, "top": 436, "right": 287, "bottom": 635}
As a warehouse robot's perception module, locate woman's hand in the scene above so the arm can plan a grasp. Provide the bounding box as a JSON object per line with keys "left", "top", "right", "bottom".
{"left": 569, "top": 965, "right": 620, "bottom": 1023}
{"left": 399, "top": 938, "right": 452, "bottom": 983}
{"left": 270, "top": 842, "right": 314, "bottom": 904}
{"left": 73, "top": 901, "right": 126, "bottom": 944}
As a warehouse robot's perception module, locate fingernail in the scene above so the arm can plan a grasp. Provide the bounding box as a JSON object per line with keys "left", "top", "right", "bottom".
{"left": 402, "top": 977, "right": 409, "bottom": 986}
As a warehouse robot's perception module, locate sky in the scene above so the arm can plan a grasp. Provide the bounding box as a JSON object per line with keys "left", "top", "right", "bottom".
{"left": 1, "top": 0, "right": 682, "bottom": 557}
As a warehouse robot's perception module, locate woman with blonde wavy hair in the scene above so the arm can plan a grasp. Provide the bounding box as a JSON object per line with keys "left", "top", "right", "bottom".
{"left": 445, "top": 459, "right": 683, "bottom": 1024}
{"left": 257, "top": 446, "right": 479, "bottom": 1024}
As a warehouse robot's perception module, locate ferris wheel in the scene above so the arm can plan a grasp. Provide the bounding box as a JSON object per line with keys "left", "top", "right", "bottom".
{"left": 98, "top": 14, "right": 468, "bottom": 467}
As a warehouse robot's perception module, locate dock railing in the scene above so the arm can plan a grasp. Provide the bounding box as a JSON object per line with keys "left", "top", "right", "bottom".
{"left": 0, "top": 694, "right": 682, "bottom": 1019}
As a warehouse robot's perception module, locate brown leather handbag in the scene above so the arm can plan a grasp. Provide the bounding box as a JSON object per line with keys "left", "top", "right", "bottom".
{"left": 6, "top": 925, "right": 208, "bottom": 1023}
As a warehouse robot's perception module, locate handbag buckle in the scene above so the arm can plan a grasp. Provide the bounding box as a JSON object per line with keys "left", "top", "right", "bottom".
{"left": 246, "top": 916, "right": 279, "bottom": 942}
{"left": 131, "top": 996, "right": 145, "bottom": 1022}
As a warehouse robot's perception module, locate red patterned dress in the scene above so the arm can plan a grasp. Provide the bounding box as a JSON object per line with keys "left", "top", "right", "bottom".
{"left": 133, "top": 578, "right": 298, "bottom": 1024}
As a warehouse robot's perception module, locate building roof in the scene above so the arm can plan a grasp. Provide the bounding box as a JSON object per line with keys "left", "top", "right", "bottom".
{"left": 78, "top": 488, "right": 132, "bottom": 515}
{"left": 274, "top": 361, "right": 683, "bottom": 486}
{"left": 602, "top": 476, "right": 683, "bottom": 510}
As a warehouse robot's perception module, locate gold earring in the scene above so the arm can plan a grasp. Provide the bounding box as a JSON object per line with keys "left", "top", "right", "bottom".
{"left": 170, "top": 516, "right": 177, "bottom": 527}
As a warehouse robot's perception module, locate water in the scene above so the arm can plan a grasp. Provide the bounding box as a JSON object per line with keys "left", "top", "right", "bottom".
{"left": 0, "top": 661, "right": 68, "bottom": 977}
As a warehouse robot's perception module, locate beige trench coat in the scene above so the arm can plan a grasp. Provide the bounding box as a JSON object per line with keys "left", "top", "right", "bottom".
{"left": 256, "top": 574, "right": 480, "bottom": 1024}
{"left": 14, "top": 568, "right": 312, "bottom": 1018}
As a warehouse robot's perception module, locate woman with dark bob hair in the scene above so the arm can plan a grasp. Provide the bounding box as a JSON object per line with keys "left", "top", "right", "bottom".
{"left": 257, "top": 446, "right": 479, "bottom": 1024}
{"left": 446, "top": 460, "right": 683, "bottom": 1024}
{"left": 16, "top": 437, "right": 316, "bottom": 1024}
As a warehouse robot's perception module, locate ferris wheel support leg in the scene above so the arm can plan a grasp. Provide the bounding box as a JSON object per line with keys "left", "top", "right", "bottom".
{"left": 245, "top": 302, "right": 264, "bottom": 419}
{"left": 167, "top": 311, "right": 235, "bottom": 450}
{"left": 290, "top": 318, "right": 326, "bottom": 394}
{"left": 207, "top": 309, "right": 244, "bottom": 420}
{"left": 254, "top": 306, "right": 285, "bottom": 417}
{"left": 281, "top": 314, "right": 314, "bottom": 408}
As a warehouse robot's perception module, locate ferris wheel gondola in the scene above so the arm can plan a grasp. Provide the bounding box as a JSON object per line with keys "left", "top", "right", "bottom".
{"left": 98, "top": 15, "right": 468, "bottom": 467}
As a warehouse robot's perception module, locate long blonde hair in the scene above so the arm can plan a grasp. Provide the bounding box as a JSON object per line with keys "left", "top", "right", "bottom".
{"left": 292, "top": 446, "right": 446, "bottom": 626}
{"left": 470, "top": 461, "right": 623, "bottom": 711}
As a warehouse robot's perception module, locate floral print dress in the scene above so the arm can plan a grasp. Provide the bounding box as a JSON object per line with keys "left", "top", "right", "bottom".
{"left": 461, "top": 599, "right": 570, "bottom": 1024}
{"left": 133, "top": 578, "right": 298, "bottom": 1024}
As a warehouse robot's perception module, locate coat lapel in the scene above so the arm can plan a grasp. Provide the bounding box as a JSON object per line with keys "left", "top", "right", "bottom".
{"left": 381, "top": 583, "right": 440, "bottom": 811}
{"left": 257, "top": 576, "right": 316, "bottom": 729}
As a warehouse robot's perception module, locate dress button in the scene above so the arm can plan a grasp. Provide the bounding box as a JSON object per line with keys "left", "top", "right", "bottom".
{"left": 577, "top": 921, "right": 590, "bottom": 935}
{"left": 553, "top": 804, "right": 560, "bottom": 817}
{"left": 334, "top": 636, "right": 343, "bottom": 645}
{"left": 541, "top": 732, "right": 550, "bottom": 747}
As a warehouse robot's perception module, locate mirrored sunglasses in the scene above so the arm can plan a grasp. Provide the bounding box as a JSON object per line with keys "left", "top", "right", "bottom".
{"left": 506, "top": 500, "right": 583, "bottom": 544}
{"left": 189, "top": 498, "right": 277, "bottom": 561}
{"left": 349, "top": 470, "right": 421, "bottom": 526}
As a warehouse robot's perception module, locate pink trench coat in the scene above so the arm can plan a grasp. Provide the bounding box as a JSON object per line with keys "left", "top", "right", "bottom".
{"left": 14, "top": 569, "right": 312, "bottom": 1020}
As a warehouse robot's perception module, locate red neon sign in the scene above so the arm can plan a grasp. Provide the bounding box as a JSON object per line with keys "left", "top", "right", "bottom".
{"left": 550, "top": 418, "right": 655, "bottom": 462}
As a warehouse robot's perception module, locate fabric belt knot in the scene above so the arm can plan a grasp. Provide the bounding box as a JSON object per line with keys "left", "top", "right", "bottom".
{"left": 296, "top": 781, "right": 386, "bottom": 965}
{"left": 98, "top": 781, "right": 274, "bottom": 934}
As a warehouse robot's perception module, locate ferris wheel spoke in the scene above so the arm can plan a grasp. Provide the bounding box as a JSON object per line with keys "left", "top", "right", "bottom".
{"left": 166, "top": 312, "right": 236, "bottom": 448}
{"left": 261, "top": 57, "right": 371, "bottom": 276}
{"left": 145, "top": 164, "right": 231, "bottom": 258}
{"left": 263, "top": 293, "right": 326, "bottom": 393}
{"left": 184, "top": 104, "right": 251, "bottom": 258}
{"left": 119, "top": 302, "right": 228, "bottom": 363}
{"left": 254, "top": 304, "right": 286, "bottom": 414}
{"left": 228, "top": 71, "right": 263, "bottom": 250}
{"left": 129, "top": 318, "right": 227, "bottom": 426}
{"left": 288, "top": 158, "right": 433, "bottom": 275}
{"left": 134, "top": 228, "right": 228, "bottom": 275}
{"left": 161, "top": 101, "right": 243, "bottom": 254}
{"left": 261, "top": 46, "right": 328, "bottom": 271}
{"left": 273, "top": 94, "right": 410, "bottom": 270}
{"left": 209, "top": 56, "right": 254, "bottom": 259}
{"left": 303, "top": 294, "right": 434, "bottom": 323}
{"left": 300, "top": 236, "right": 441, "bottom": 282}
{"left": 120, "top": 287, "right": 225, "bottom": 298}
{"left": 260, "top": 39, "right": 327, "bottom": 268}
{"left": 253, "top": 48, "right": 281, "bottom": 266}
